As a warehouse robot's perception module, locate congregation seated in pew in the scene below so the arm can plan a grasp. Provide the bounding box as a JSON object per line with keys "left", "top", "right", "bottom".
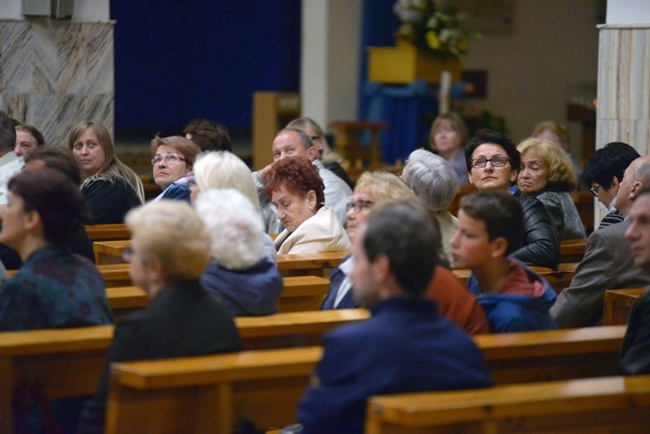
{"left": 77, "top": 200, "right": 242, "bottom": 434}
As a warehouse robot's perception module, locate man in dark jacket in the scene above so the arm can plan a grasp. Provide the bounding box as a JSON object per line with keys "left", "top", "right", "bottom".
{"left": 465, "top": 128, "right": 560, "bottom": 268}
{"left": 298, "top": 200, "right": 492, "bottom": 434}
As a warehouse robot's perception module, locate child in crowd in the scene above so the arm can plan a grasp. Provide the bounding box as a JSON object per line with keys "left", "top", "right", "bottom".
{"left": 451, "top": 190, "right": 557, "bottom": 332}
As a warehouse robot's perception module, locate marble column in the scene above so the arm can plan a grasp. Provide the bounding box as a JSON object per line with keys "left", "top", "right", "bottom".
{"left": 596, "top": 24, "right": 650, "bottom": 156}
{"left": 0, "top": 18, "right": 114, "bottom": 147}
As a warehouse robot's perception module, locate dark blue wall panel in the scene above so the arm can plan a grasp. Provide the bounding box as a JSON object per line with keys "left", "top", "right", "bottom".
{"left": 110, "top": 1, "right": 301, "bottom": 133}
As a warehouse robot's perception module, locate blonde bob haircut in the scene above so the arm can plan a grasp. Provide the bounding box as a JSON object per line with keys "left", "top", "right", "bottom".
{"left": 68, "top": 121, "right": 145, "bottom": 202}
{"left": 193, "top": 151, "right": 259, "bottom": 208}
{"left": 517, "top": 138, "right": 576, "bottom": 192}
{"left": 125, "top": 201, "right": 212, "bottom": 280}
{"left": 355, "top": 171, "right": 414, "bottom": 202}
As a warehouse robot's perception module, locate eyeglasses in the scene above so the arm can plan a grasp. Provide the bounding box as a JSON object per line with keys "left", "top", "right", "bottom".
{"left": 346, "top": 199, "right": 374, "bottom": 213}
{"left": 122, "top": 246, "right": 134, "bottom": 262}
{"left": 151, "top": 154, "right": 186, "bottom": 166}
{"left": 471, "top": 155, "right": 510, "bottom": 169}
{"left": 589, "top": 184, "right": 600, "bottom": 198}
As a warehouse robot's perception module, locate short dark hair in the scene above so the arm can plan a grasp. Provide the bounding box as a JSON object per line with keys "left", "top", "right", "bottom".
{"left": 264, "top": 155, "right": 325, "bottom": 208}
{"left": 0, "top": 111, "right": 17, "bottom": 152}
{"left": 464, "top": 128, "right": 521, "bottom": 177}
{"left": 8, "top": 169, "right": 89, "bottom": 247}
{"left": 24, "top": 146, "right": 82, "bottom": 186}
{"left": 183, "top": 118, "right": 232, "bottom": 152}
{"left": 582, "top": 142, "right": 640, "bottom": 190}
{"left": 459, "top": 190, "right": 524, "bottom": 256}
{"left": 363, "top": 199, "right": 441, "bottom": 295}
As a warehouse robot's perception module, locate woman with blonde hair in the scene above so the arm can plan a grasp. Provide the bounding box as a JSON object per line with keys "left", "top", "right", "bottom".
{"left": 68, "top": 121, "right": 144, "bottom": 223}
{"left": 517, "top": 138, "right": 586, "bottom": 240}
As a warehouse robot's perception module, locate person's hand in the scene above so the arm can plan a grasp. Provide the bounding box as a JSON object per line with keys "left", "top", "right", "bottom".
{"left": 258, "top": 162, "right": 274, "bottom": 179}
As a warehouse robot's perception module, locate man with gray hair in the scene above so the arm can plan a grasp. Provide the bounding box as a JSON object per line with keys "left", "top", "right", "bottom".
{"left": 401, "top": 148, "right": 459, "bottom": 263}
{"left": 551, "top": 155, "right": 650, "bottom": 327}
{"left": 0, "top": 112, "right": 24, "bottom": 218}
{"left": 253, "top": 127, "right": 352, "bottom": 233}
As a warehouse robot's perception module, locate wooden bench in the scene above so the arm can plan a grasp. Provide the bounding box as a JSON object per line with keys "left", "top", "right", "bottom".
{"left": 85, "top": 224, "right": 131, "bottom": 242}
{"left": 603, "top": 288, "right": 646, "bottom": 325}
{"left": 559, "top": 238, "right": 586, "bottom": 263}
{"left": 0, "top": 309, "right": 369, "bottom": 432}
{"left": 103, "top": 325, "right": 626, "bottom": 434}
{"left": 365, "top": 375, "right": 650, "bottom": 434}
{"left": 105, "top": 276, "right": 331, "bottom": 319}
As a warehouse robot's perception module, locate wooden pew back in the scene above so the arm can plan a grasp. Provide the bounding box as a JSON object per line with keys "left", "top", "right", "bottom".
{"left": 365, "top": 375, "right": 650, "bottom": 434}
{"left": 104, "top": 325, "right": 626, "bottom": 434}
{"left": 603, "top": 288, "right": 645, "bottom": 325}
{"left": 85, "top": 224, "right": 131, "bottom": 242}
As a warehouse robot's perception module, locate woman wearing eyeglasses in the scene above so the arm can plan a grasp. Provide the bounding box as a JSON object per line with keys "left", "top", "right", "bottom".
{"left": 465, "top": 128, "right": 560, "bottom": 268}
{"left": 264, "top": 155, "right": 350, "bottom": 254}
{"left": 69, "top": 121, "right": 144, "bottom": 224}
{"left": 150, "top": 135, "right": 201, "bottom": 203}
{"left": 517, "top": 138, "right": 586, "bottom": 240}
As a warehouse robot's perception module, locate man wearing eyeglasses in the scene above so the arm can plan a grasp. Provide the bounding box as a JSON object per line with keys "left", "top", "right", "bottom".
{"left": 464, "top": 128, "right": 560, "bottom": 268}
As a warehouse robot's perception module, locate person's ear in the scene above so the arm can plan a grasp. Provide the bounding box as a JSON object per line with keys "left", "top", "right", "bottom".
{"left": 630, "top": 181, "right": 643, "bottom": 201}
{"left": 372, "top": 254, "right": 391, "bottom": 283}
{"left": 611, "top": 176, "right": 620, "bottom": 190}
{"left": 489, "top": 237, "right": 508, "bottom": 259}
{"left": 23, "top": 209, "right": 41, "bottom": 232}
{"left": 307, "top": 145, "right": 319, "bottom": 161}
{"left": 306, "top": 190, "right": 317, "bottom": 212}
{"left": 509, "top": 168, "right": 518, "bottom": 184}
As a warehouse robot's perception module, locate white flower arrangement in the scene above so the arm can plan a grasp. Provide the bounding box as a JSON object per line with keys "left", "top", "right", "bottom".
{"left": 393, "top": 0, "right": 469, "bottom": 59}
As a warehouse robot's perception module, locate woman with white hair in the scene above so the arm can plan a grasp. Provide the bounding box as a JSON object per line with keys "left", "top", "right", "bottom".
{"left": 191, "top": 151, "right": 277, "bottom": 263}
{"left": 195, "top": 189, "right": 283, "bottom": 316}
{"left": 401, "top": 149, "right": 460, "bottom": 264}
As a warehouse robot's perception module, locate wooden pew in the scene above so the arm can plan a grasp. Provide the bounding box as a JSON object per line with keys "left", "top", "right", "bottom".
{"left": 545, "top": 262, "right": 578, "bottom": 294}
{"left": 106, "top": 276, "right": 331, "bottom": 319}
{"left": 103, "top": 325, "right": 626, "bottom": 434}
{"left": 603, "top": 288, "right": 646, "bottom": 325}
{"left": 85, "top": 224, "right": 131, "bottom": 242}
{"left": 98, "top": 263, "right": 132, "bottom": 287}
{"left": 93, "top": 240, "right": 346, "bottom": 278}
{"left": 365, "top": 375, "right": 650, "bottom": 434}
{"left": 0, "top": 309, "right": 369, "bottom": 432}
{"left": 559, "top": 238, "right": 586, "bottom": 263}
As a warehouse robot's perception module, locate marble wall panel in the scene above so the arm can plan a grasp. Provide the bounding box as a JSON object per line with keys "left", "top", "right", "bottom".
{"left": 0, "top": 18, "right": 114, "bottom": 142}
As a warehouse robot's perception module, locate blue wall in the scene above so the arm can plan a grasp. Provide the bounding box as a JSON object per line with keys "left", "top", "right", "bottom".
{"left": 110, "top": 1, "right": 301, "bottom": 135}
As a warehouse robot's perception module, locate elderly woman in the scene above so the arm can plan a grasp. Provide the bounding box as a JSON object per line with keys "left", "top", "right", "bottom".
{"left": 77, "top": 200, "right": 242, "bottom": 433}
{"left": 517, "top": 138, "right": 586, "bottom": 240}
{"left": 322, "top": 172, "right": 489, "bottom": 334}
{"left": 532, "top": 120, "right": 583, "bottom": 184}
{"left": 0, "top": 169, "right": 112, "bottom": 330}
{"left": 69, "top": 121, "right": 144, "bottom": 224}
{"left": 429, "top": 112, "right": 470, "bottom": 185}
{"left": 151, "top": 135, "right": 202, "bottom": 202}
{"left": 14, "top": 124, "right": 45, "bottom": 157}
{"left": 264, "top": 155, "right": 350, "bottom": 254}
{"left": 195, "top": 189, "right": 283, "bottom": 316}
{"left": 401, "top": 149, "right": 460, "bottom": 264}
{"left": 191, "top": 151, "right": 276, "bottom": 263}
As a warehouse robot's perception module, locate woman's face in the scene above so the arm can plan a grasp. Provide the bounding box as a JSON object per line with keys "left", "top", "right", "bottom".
{"left": 518, "top": 150, "right": 549, "bottom": 194}
{"left": 345, "top": 185, "right": 375, "bottom": 243}
{"left": 72, "top": 129, "right": 106, "bottom": 177}
{"left": 153, "top": 144, "right": 191, "bottom": 190}
{"left": 0, "top": 192, "right": 30, "bottom": 250}
{"left": 15, "top": 130, "right": 39, "bottom": 157}
{"left": 431, "top": 120, "right": 461, "bottom": 157}
{"left": 271, "top": 185, "right": 317, "bottom": 233}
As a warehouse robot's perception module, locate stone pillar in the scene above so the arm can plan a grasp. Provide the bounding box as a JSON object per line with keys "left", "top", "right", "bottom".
{"left": 596, "top": 24, "right": 650, "bottom": 156}
{"left": 0, "top": 18, "right": 114, "bottom": 146}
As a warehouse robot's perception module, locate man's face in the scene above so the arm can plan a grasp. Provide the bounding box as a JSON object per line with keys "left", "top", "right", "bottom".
{"left": 614, "top": 162, "right": 638, "bottom": 216}
{"left": 450, "top": 209, "right": 494, "bottom": 269}
{"left": 468, "top": 143, "right": 517, "bottom": 191}
{"left": 272, "top": 131, "right": 315, "bottom": 162}
{"left": 350, "top": 227, "right": 380, "bottom": 309}
{"left": 625, "top": 194, "right": 650, "bottom": 270}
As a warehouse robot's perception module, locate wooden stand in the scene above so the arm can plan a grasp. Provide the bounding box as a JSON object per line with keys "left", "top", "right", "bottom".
{"left": 252, "top": 92, "right": 300, "bottom": 170}
{"left": 329, "top": 121, "right": 389, "bottom": 169}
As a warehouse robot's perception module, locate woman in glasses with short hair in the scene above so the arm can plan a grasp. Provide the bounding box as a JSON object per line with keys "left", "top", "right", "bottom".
{"left": 150, "top": 135, "right": 201, "bottom": 203}
{"left": 517, "top": 138, "right": 586, "bottom": 240}
{"left": 69, "top": 121, "right": 145, "bottom": 224}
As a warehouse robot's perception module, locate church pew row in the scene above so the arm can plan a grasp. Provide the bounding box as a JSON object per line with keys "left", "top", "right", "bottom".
{"left": 103, "top": 325, "right": 626, "bottom": 434}
{"left": 603, "top": 288, "right": 646, "bottom": 325}
{"left": 365, "top": 375, "right": 650, "bottom": 434}
{"left": 107, "top": 275, "right": 331, "bottom": 320}
{"left": 85, "top": 224, "right": 131, "bottom": 242}
{"left": 0, "top": 309, "right": 369, "bottom": 433}
{"left": 559, "top": 238, "right": 586, "bottom": 263}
